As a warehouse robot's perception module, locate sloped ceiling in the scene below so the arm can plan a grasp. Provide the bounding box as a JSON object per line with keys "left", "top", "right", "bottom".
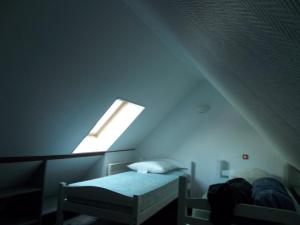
{"left": 125, "top": 0, "right": 300, "bottom": 169}
{"left": 0, "top": 0, "right": 202, "bottom": 156}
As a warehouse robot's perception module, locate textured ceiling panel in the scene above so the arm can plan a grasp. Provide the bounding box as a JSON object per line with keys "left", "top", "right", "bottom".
{"left": 173, "top": 0, "right": 300, "bottom": 132}
{"left": 126, "top": 0, "right": 300, "bottom": 168}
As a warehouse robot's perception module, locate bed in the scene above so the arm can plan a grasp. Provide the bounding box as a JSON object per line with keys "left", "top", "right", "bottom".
{"left": 56, "top": 161, "right": 186, "bottom": 225}
{"left": 178, "top": 168, "right": 300, "bottom": 225}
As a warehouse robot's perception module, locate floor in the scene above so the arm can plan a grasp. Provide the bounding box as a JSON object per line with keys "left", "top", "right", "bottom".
{"left": 64, "top": 216, "right": 101, "bottom": 225}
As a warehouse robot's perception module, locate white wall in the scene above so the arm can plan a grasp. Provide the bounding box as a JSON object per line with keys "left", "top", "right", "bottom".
{"left": 44, "top": 156, "right": 101, "bottom": 196}
{"left": 0, "top": 0, "right": 201, "bottom": 156}
{"left": 0, "top": 1, "right": 203, "bottom": 196}
{"left": 86, "top": 150, "right": 137, "bottom": 178}
{"left": 137, "top": 81, "right": 286, "bottom": 195}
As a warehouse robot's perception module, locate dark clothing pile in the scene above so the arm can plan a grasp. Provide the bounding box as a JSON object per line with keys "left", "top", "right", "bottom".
{"left": 207, "top": 177, "right": 295, "bottom": 225}
{"left": 208, "top": 178, "right": 252, "bottom": 225}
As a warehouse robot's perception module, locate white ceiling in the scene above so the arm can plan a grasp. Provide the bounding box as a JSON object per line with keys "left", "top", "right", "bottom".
{"left": 2, "top": 0, "right": 299, "bottom": 170}
{"left": 126, "top": 0, "right": 300, "bottom": 169}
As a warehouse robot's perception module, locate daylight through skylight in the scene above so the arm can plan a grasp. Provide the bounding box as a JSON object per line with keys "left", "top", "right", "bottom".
{"left": 73, "top": 99, "right": 144, "bottom": 154}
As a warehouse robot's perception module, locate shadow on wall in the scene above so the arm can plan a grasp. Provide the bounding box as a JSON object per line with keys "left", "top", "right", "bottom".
{"left": 136, "top": 81, "right": 286, "bottom": 196}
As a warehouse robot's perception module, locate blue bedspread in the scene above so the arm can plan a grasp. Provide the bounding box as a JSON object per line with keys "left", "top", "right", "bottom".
{"left": 252, "top": 177, "right": 295, "bottom": 211}
{"left": 69, "top": 170, "right": 185, "bottom": 197}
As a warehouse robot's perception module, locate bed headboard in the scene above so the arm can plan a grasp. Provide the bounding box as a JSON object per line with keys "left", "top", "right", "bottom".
{"left": 285, "top": 164, "right": 300, "bottom": 187}
{"left": 107, "top": 161, "right": 133, "bottom": 176}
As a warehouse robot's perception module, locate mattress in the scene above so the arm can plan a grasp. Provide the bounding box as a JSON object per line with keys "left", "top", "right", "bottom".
{"left": 69, "top": 170, "right": 185, "bottom": 212}
{"left": 192, "top": 185, "right": 300, "bottom": 221}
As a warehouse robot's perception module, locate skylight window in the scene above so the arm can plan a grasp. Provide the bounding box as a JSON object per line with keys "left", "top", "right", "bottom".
{"left": 73, "top": 99, "right": 144, "bottom": 154}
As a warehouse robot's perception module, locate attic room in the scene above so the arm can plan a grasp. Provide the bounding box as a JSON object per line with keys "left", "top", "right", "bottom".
{"left": 1, "top": 1, "right": 300, "bottom": 225}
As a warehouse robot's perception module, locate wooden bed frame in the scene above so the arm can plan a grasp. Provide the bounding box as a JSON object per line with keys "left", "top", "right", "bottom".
{"left": 178, "top": 176, "right": 300, "bottom": 225}
{"left": 56, "top": 162, "right": 180, "bottom": 225}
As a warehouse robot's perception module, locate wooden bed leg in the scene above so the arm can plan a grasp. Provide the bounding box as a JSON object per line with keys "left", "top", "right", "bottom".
{"left": 56, "top": 182, "right": 66, "bottom": 225}
{"left": 132, "top": 195, "right": 139, "bottom": 225}
{"left": 178, "top": 176, "right": 187, "bottom": 225}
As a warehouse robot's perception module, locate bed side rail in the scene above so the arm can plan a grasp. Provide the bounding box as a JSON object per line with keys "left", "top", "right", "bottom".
{"left": 62, "top": 185, "right": 134, "bottom": 207}
{"left": 57, "top": 182, "right": 139, "bottom": 225}
{"left": 178, "top": 176, "right": 300, "bottom": 225}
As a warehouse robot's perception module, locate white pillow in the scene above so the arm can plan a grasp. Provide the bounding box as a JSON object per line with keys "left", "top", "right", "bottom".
{"left": 229, "top": 168, "right": 269, "bottom": 184}
{"left": 128, "top": 159, "right": 179, "bottom": 174}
